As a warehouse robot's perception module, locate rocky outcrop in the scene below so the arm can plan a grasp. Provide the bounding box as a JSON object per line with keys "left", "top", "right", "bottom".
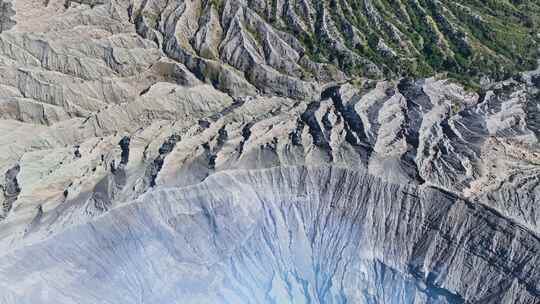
{"left": 0, "top": 164, "right": 19, "bottom": 219}
{"left": 0, "top": 1, "right": 15, "bottom": 32}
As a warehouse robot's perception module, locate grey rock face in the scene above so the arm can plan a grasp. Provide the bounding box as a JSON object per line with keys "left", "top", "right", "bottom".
{"left": 0, "top": 0, "right": 539, "bottom": 303}
{"left": 1, "top": 164, "right": 19, "bottom": 219}
{"left": 1, "top": 167, "right": 539, "bottom": 303}
{"left": 0, "top": 1, "right": 15, "bottom": 32}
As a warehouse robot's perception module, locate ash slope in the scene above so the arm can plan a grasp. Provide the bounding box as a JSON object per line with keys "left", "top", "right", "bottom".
{"left": 3, "top": 73, "right": 539, "bottom": 249}
{"left": 1, "top": 166, "right": 540, "bottom": 304}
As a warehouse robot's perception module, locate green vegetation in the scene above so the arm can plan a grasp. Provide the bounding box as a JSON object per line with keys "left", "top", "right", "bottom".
{"left": 271, "top": 0, "right": 540, "bottom": 89}
{"left": 141, "top": 10, "right": 159, "bottom": 28}
{"left": 245, "top": 25, "right": 264, "bottom": 48}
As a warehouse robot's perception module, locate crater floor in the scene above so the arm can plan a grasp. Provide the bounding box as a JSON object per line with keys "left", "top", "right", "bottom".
{"left": 1, "top": 167, "right": 539, "bottom": 303}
